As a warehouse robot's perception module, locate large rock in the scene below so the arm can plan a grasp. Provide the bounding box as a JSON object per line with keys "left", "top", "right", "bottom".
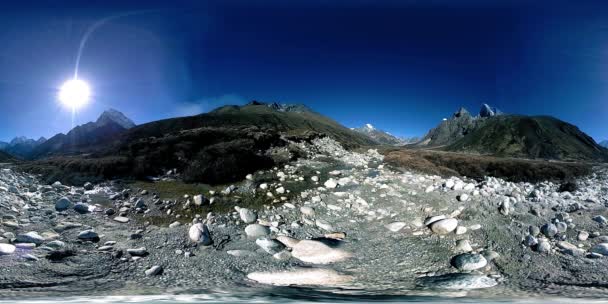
{"left": 291, "top": 240, "right": 352, "bottom": 264}
{"left": 55, "top": 197, "right": 72, "bottom": 211}
{"left": 16, "top": 231, "right": 45, "bottom": 245}
{"left": 73, "top": 203, "right": 90, "bottom": 214}
{"left": 239, "top": 208, "right": 257, "bottom": 224}
{"left": 255, "top": 237, "right": 285, "bottom": 254}
{"left": 0, "top": 244, "right": 16, "bottom": 255}
{"left": 430, "top": 218, "right": 458, "bottom": 235}
{"left": 452, "top": 253, "right": 488, "bottom": 271}
{"left": 418, "top": 273, "right": 497, "bottom": 290}
{"left": 77, "top": 230, "right": 100, "bottom": 242}
{"left": 189, "top": 223, "right": 212, "bottom": 246}
{"left": 247, "top": 268, "right": 352, "bottom": 286}
{"left": 591, "top": 243, "right": 608, "bottom": 256}
{"left": 541, "top": 223, "right": 558, "bottom": 238}
{"left": 245, "top": 224, "right": 270, "bottom": 238}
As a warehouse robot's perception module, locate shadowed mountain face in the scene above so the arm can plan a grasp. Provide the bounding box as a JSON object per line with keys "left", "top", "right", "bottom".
{"left": 121, "top": 102, "right": 375, "bottom": 150}
{"left": 445, "top": 115, "right": 608, "bottom": 161}
{"left": 30, "top": 109, "right": 135, "bottom": 159}
{"left": 24, "top": 102, "right": 375, "bottom": 185}
{"left": 416, "top": 107, "right": 478, "bottom": 147}
{"left": 416, "top": 104, "right": 607, "bottom": 161}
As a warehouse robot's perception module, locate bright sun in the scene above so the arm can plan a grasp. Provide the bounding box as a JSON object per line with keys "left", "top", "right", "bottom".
{"left": 59, "top": 79, "right": 91, "bottom": 109}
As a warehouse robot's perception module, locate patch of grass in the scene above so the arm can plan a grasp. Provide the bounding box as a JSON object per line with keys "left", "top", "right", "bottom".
{"left": 383, "top": 148, "right": 593, "bottom": 183}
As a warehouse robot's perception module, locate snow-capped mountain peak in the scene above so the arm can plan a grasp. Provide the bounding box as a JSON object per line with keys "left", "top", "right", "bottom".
{"left": 96, "top": 109, "right": 136, "bottom": 129}
{"left": 365, "top": 123, "right": 375, "bottom": 130}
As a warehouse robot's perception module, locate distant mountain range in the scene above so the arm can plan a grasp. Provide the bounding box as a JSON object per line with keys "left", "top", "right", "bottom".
{"left": 416, "top": 104, "right": 608, "bottom": 161}
{"left": 29, "top": 109, "right": 136, "bottom": 159}
{"left": 352, "top": 124, "right": 419, "bottom": 146}
{"left": 0, "top": 136, "right": 47, "bottom": 159}
{"left": 600, "top": 140, "right": 608, "bottom": 148}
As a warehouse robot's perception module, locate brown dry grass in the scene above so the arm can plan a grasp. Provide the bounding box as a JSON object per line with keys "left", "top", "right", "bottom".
{"left": 382, "top": 148, "right": 593, "bottom": 183}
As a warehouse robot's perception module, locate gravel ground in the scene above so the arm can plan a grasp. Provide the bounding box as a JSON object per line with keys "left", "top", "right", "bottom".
{"left": 1, "top": 137, "right": 608, "bottom": 300}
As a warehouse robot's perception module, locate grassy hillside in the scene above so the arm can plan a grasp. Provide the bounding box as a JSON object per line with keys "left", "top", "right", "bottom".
{"left": 121, "top": 104, "right": 375, "bottom": 149}
{"left": 445, "top": 115, "right": 608, "bottom": 161}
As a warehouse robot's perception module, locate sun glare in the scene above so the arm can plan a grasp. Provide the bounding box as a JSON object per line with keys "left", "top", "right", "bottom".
{"left": 58, "top": 79, "right": 90, "bottom": 109}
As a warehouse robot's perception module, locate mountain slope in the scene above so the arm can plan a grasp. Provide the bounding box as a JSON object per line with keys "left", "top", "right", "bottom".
{"left": 416, "top": 107, "right": 478, "bottom": 147}
{"left": 121, "top": 102, "right": 375, "bottom": 149}
{"left": 445, "top": 115, "right": 608, "bottom": 161}
{"left": 30, "top": 109, "right": 135, "bottom": 159}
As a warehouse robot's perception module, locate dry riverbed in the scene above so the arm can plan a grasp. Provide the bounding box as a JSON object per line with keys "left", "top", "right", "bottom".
{"left": 1, "top": 137, "right": 608, "bottom": 300}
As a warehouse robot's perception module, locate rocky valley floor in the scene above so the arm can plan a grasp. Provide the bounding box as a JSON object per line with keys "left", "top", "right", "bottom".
{"left": 1, "top": 138, "right": 608, "bottom": 301}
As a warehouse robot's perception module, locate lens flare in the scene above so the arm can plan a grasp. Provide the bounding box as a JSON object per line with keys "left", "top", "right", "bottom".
{"left": 58, "top": 79, "right": 90, "bottom": 109}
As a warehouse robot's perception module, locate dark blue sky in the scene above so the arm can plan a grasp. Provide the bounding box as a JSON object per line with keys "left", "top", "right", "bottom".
{"left": 1, "top": 0, "right": 608, "bottom": 142}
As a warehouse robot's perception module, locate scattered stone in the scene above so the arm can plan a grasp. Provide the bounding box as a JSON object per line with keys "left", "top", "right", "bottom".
{"left": 189, "top": 223, "right": 212, "bottom": 246}
{"left": 430, "top": 218, "right": 458, "bottom": 235}
{"left": 578, "top": 231, "right": 589, "bottom": 241}
{"left": 291, "top": 240, "right": 352, "bottom": 264}
{"left": 458, "top": 194, "right": 469, "bottom": 202}
{"left": 127, "top": 247, "right": 148, "bottom": 256}
{"left": 145, "top": 265, "right": 163, "bottom": 276}
{"left": 239, "top": 208, "right": 257, "bottom": 224}
{"left": 541, "top": 223, "right": 558, "bottom": 238}
{"left": 0, "top": 244, "right": 16, "bottom": 255}
{"left": 593, "top": 215, "right": 607, "bottom": 225}
{"left": 315, "top": 219, "right": 335, "bottom": 232}
{"left": 590, "top": 243, "right": 608, "bottom": 256}
{"left": 385, "top": 222, "right": 407, "bottom": 232}
{"left": 324, "top": 179, "right": 338, "bottom": 189}
{"left": 255, "top": 237, "right": 285, "bottom": 254}
{"left": 77, "top": 230, "right": 100, "bottom": 242}
{"left": 536, "top": 240, "right": 551, "bottom": 253}
{"left": 454, "top": 239, "right": 473, "bottom": 252}
{"left": 300, "top": 206, "right": 315, "bottom": 217}
{"left": 83, "top": 182, "right": 94, "bottom": 190}
{"left": 524, "top": 235, "right": 538, "bottom": 247}
{"left": 418, "top": 273, "right": 497, "bottom": 290}
{"left": 452, "top": 253, "right": 488, "bottom": 271}
{"left": 55, "top": 197, "right": 72, "bottom": 211}
{"left": 247, "top": 268, "right": 352, "bottom": 286}
{"left": 73, "top": 203, "right": 90, "bottom": 214}
{"left": 16, "top": 231, "right": 45, "bottom": 245}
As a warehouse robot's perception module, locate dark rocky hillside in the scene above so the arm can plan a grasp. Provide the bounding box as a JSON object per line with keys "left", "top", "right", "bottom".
{"left": 445, "top": 115, "right": 608, "bottom": 161}
{"left": 0, "top": 150, "right": 14, "bottom": 162}
{"left": 30, "top": 109, "right": 135, "bottom": 159}
{"left": 23, "top": 102, "right": 375, "bottom": 185}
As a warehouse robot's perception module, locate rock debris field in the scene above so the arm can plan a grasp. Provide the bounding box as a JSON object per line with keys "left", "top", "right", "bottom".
{"left": 1, "top": 137, "right": 608, "bottom": 299}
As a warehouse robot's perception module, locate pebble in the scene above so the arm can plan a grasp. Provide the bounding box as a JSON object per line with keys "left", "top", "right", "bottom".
{"left": 315, "top": 219, "right": 335, "bottom": 232}
{"left": 55, "top": 197, "right": 72, "bottom": 211}
{"left": 536, "top": 240, "right": 551, "bottom": 253}
{"left": 127, "top": 247, "right": 148, "bottom": 256}
{"left": 0, "top": 243, "right": 16, "bottom": 255}
{"left": 239, "top": 208, "right": 257, "bottom": 224}
{"left": 452, "top": 253, "right": 488, "bottom": 271}
{"left": 16, "top": 231, "right": 45, "bottom": 245}
{"left": 291, "top": 240, "right": 352, "bottom": 264}
{"left": 245, "top": 224, "right": 270, "bottom": 238}
{"left": 247, "top": 268, "right": 352, "bottom": 286}
{"left": 430, "top": 218, "right": 458, "bottom": 235}
{"left": 300, "top": 206, "right": 315, "bottom": 217}
{"left": 385, "top": 222, "right": 407, "bottom": 232}
{"left": 578, "top": 231, "right": 589, "bottom": 241}
{"left": 189, "top": 223, "right": 212, "bottom": 246}
{"left": 113, "top": 216, "right": 130, "bottom": 223}
{"left": 541, "top": 223, "right": 558, "bottom": 238}
{"left": 255, "top": 237, "right": 285, "bottom": 254}
{"left": 78, "top": 230, "right": 100, "bottom": 242}
{"left": 418, "top": 273, "right": 497, "bottom": 290}
{"left": 454, "top": 239, "right": 473, "bottom": 252}
{"left": 458, "top": 194, "right": 469, "bottom": 202}
{"left": 590, "top": 243, "right": 608, "bottom": 256}
{"left": 324, "top": 179, "right": 338, "bottom": 189}
{"left": 145, "top": 265, "right": 163, "bottom": 276}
